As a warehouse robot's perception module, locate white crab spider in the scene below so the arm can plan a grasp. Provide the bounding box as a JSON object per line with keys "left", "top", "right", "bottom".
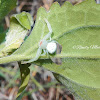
{"left": 22, "top": 19, "right": 57, "bottom": 64}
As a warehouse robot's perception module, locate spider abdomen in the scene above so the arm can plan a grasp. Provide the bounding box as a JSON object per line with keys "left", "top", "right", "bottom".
{"left": 46, "top": 41, "right": 57, "bottom": 54}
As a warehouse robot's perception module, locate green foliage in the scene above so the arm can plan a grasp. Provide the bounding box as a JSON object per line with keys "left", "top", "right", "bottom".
{"left": 0, "top": 25, "right": 6, "bottom": 43}
{"left": 13, "top": 12, "right": 33, "bottom": 29}
{"left": 0, "top": 0, "right": 100, "bottom": 63}
{"left": 0, "top": 0, "right": 100, "bottom": 99}
{"left": 0, "top": 12, "right": 33, "bottom": 57}
{"left": 0, "top": 0, "right": 17, "bottom": 22}
{"left": 38, "top": 57, "right": 100, "bottom": 99}
{"left": 17, "top": 63, "right": 30, "bottom": 98}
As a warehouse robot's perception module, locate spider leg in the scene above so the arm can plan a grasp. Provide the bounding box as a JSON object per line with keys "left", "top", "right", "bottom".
{"left": 43, "top": 19, "right": 52, "bottom": 40}
{"left": 41, "top": 49, "right": 46, "bottom": 56}
{"left": 41, "top": 50, "right": 49, "bottom": 58}
{"left": 44, "top": 19, "right": 52, "bottom": 33}
{"left": 46, "top": 50, "right": 49, "bottom": 55}
{"left": 21, "top": 47, "right": 42, "bottom": 64}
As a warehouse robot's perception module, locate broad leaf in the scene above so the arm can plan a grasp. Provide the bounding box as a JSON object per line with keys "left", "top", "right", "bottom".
{"left": 0, "top": 0, "right": 100, "bottom": 99}
{"left": 37, "top": 57, "right": 100, "bottom": 100}
{"left": 0, "top": 0, "right": 17, "bottom": 22}
{"left": 36, "top": 25, "right": 100, "bottom": 99}
{"left": 55, "top": 73, "right": 100, "bottom": 100}
{"left": 0, "top": 0, "right": 100, "bottom": 63}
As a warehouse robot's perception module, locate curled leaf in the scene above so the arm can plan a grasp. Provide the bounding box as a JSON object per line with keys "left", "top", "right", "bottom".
{"left": 0, "top": 12, "right": 33, "bottom": 57}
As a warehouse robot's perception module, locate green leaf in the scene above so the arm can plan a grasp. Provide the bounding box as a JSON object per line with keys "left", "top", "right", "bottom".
{"left": 0, "top": 33, "right": 6, "bottom": 43}
{"left": 0, "top": 12, "right": 33, "bottom": 57}
{"left": 0, "top": 25, "right": 6, "bottom": 43}
{"left": 35, "top": 26, "right": 100, "bottom": 99}
{"left": 0, "top": 0, "right": 100, "bottom": 63}
{"left": 17, "top": 64, "right": 44, "bottom": 98}
{"left": 0, "top": 0, "right": 100, "bottom": 99}
{"left": 13, "top": 12, "right": 33, "bottom": 29}
{"left": 0, "top": 0, "right": 17, "bottom": 22}
{"left": 17, "top": 63, "right": 30, "bottom": 98}
{"left": 37, "top": 57, "right": 100, "bottom": 100}
{"left": 54, "top": 73, "right": 100, "bottom": 100}
{"left": 57, "top": 26, "right": 100, "bottom": 58}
